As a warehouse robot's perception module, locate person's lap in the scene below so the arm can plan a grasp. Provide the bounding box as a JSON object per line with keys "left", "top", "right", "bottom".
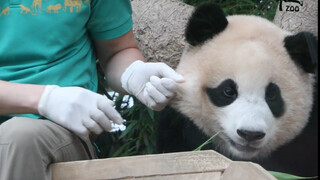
{"left": 0, "top": 117, "right": 93, "bottom": 180}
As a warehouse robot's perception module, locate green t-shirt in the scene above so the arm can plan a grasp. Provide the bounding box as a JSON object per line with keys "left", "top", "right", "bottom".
{"left": 0, "top": 0, "right": 133, "bottom": 123}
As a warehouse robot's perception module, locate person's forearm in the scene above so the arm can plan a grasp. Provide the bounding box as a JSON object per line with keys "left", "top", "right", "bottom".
{"left": 104, "top": 47, "right": 145, "bottom": 94}
{"left": 0, "top": 80, "right": 45, "bottom": 115}
{"left": 95, "top": 29, "right": 145, "bottom": 94}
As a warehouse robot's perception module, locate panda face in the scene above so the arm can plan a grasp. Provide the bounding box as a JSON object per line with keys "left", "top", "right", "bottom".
{"left": 206, "top": 78, "right": 283, "bottom": 159}
{"left": 172, "top": 5, "right": 316, "bottom": 159}
{"left": 206, "top": 80, "right": 285, "bottom": 151}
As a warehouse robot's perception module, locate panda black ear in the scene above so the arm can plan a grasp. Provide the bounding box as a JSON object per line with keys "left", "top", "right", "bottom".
{"left": 284, "top": 32, "right": 318, "bottom": 74}
{"left": 185, "top": 4, "right": 228, "bottom": 46}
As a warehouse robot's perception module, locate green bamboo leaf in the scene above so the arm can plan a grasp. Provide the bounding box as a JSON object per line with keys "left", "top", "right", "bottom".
{"left": 136, "top": 139, "right": 141, "bottom": 149}
{"left": 269, "top": 171, "right": 318, "bottom": 180}
{"left": 112, "top": 144, "right": 128, "bottom": 157}
{"left": 147, "top": 108, "right": 155, "bottom": 120}
{"left": 115, "top": 94, "right": 124, "bottom": 108}
{"left": 128, "top": 146, "right": 137, "bottom": 154}
{"left": 143, "top": 135, "right": 151, "bottom": 149}
{"left": 194, "top": 131, "right": 220, "bottom": 151}
{"left": 119, "top": 120, "right": 138, "bottom": 139}
{"left": 241, "top": 0, "right": 256, "bottom": 6}
{"left": 128, "top": 106, "right": 137, "bottom": 115}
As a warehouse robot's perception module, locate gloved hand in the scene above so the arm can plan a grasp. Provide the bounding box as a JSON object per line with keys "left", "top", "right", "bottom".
{"left": 38, "top": 85, "right": 123, "bottom": 139}
{"left": 121, "top": 60, "right": 185, "bottom": 111}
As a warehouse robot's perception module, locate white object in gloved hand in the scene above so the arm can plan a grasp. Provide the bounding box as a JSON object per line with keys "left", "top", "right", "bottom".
{"left": 38, "top": 85, "right": 123, "bottom": 140}
{"left": 121, "top": 60, "right": 185, "bottom": 111}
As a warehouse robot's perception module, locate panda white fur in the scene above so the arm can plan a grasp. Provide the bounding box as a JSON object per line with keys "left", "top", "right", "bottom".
{"left": 157, "top": 4, "right": 318, "bottom": 176}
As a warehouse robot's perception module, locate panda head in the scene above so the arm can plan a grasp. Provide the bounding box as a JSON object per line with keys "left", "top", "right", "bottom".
{"left": 172, "top": 4, "right": 317, "bottom": 160}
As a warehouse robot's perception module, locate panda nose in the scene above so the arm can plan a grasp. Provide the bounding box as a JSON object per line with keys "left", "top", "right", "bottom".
{"left": 237, "top": 129, "right": 265, "bottom": 142}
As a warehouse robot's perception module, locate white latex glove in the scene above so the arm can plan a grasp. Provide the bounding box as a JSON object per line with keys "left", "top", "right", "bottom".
{"left": 121, "top": 60, "right": 185, "bottom": 111}
{"left": 38, "top": 85, "right": 123, "bottom": 140}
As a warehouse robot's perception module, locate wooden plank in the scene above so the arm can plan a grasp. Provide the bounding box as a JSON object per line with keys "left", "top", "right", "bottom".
{"left": 220, "top": 162, "right": 276, "bottom": 180}
{"left": 52, "top": 150, "right": 231, "bottom": 180}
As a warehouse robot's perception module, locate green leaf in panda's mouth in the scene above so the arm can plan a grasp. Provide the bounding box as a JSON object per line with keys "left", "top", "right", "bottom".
{"left": 268, "top": 171, "right": 318, "bottom": 180}
{"left": 194, "top": 131, "right": 220, "bottom": 151}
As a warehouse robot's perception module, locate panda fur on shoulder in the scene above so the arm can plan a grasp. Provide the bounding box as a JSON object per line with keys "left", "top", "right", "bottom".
{"left": 157, "top": 4, "right": 318, "bottom": 177}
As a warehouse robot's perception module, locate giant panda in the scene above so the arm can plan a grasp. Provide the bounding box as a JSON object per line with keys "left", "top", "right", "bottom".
{"left": 157, "top": 4, "right": 318, "bottom": 177}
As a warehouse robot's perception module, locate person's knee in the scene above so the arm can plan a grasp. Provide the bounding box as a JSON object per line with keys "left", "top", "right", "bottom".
{"left": 0, "top": 117, "right": 48, "bottom": 149}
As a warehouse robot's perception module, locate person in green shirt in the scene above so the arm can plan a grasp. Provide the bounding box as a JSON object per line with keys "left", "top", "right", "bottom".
{"left": 0, "top": 0, "right": 184, "bottom": 179}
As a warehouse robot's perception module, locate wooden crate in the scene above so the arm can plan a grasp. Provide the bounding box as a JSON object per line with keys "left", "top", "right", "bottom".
{"left": 51, "top": 150, "right": 276, "bottom": 180}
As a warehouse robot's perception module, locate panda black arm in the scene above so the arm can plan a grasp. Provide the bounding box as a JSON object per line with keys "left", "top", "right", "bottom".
{"left": 156, "top": 106, "right": 185, "bottom": 153}
{"left": 157, "top": 106, "right": 213, "bottom": 153}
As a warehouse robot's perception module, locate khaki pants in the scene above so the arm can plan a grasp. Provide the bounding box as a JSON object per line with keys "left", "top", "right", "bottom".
{"left": 0, "top": 117, "right": 96, "bottom": 180}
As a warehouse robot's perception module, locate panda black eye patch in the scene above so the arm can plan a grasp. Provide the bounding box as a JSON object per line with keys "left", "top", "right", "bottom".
{"left": 265, "top": 82, "right": 285, "bottom": 117}
{"left": 206, "top": 79, "right": 238, "bottom": 107}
